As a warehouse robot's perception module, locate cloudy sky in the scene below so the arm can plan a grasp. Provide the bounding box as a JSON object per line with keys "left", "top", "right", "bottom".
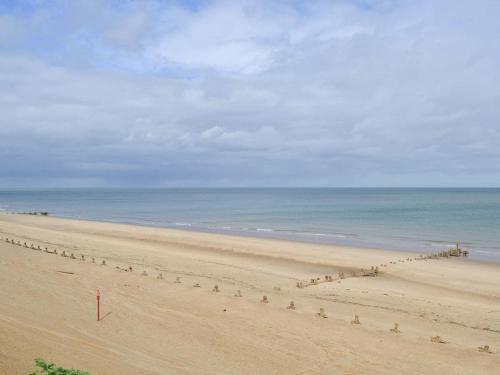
{"left": 1, "top": 0, "right": 499, "bottom": 187}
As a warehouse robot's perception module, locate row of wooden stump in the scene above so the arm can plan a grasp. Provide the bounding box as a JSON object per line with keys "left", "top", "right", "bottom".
{"left": 296, "top": 267, "right": 380, "bottom": 289}
{"left": 1, "top": 235, "right": 491, "bottom": 354}
{"left": 298, "top": 244, "right": 470, "bottom": 290}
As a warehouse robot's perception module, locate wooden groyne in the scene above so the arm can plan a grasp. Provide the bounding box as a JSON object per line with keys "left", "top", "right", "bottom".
{"left": 19, "top": 211, "right": 49, "bottom": 216}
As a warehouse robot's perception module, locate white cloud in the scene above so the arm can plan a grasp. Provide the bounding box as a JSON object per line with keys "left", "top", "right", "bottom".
{"left": 0, "top": 0, "right": 499, "bottom": 186}
{"left": 145, "top": 1, "right": 288, "bottom": 74}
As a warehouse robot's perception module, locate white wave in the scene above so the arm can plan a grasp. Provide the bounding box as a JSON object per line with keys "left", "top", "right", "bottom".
{"left": 256, "top": 228, "right": 273, "bottom": 232}
{"left": 311, "top": 233, "right": 347, "bottom": 238}
{"left": 174, "top": 222, "right": 191, "bottom": 227}
{"left": 292, "top": 231, "right": 348, "bottom": 238}
{"left": 429, "top": 242, "right": 456, "bottom": 247}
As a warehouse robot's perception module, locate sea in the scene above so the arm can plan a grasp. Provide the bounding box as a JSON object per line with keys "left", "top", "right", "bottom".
{"left": 1, "top": 188, "right": 499, "bottom": 262}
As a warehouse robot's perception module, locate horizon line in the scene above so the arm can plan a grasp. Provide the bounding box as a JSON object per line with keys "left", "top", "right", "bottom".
{"left": 1, "top": 186, "right": 500, "bottom": 190}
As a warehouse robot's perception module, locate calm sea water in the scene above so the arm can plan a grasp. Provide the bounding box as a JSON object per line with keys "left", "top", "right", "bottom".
{"left": 1, "top": 188, "right": 499, "bottom": 262}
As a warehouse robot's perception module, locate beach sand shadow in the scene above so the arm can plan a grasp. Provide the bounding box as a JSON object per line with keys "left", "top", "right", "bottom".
{"left": 99, "top": 312, "right": 112, "bottom": 321}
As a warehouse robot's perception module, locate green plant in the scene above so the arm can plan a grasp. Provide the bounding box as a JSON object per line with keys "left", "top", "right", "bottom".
{"left": 30, "top": 358, "right": 91, "bottom": 375}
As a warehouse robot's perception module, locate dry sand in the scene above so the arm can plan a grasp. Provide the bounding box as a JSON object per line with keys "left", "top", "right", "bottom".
{"left": 0, "top": 212, "right": 499, "bottom": 374}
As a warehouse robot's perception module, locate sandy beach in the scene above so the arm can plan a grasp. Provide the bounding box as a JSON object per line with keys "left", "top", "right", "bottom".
{"left": 0, "top": 212, "right": 499, "bottom": 374}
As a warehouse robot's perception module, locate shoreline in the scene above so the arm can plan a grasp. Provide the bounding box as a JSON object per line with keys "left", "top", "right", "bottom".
{"left": 4, "top": 210, "right": 495, "bottom": 264}
{"left": 1, "top": 212, "right": 499, "bottom": 374}
{"left": 0, "top": 210, "right": 416, "bottom": 253}
{"left": 0, "top": 211, "right": 417, "bottom": 268}
{"left": 2, "top": 186, "right": 500, "bottom": 262}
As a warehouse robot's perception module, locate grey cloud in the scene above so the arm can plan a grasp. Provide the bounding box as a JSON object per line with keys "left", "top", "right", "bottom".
{"left": 0, "top": 0, "right": 500, "bottom": 187}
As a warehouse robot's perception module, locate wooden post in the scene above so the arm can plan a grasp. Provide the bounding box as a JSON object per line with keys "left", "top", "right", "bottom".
{"left": 96, "top": 289, "right": 100, "bottom": 321}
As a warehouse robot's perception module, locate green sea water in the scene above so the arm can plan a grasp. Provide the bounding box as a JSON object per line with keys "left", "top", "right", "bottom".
{"left": 1, "top": 188, "right": 499, "bottom": 261}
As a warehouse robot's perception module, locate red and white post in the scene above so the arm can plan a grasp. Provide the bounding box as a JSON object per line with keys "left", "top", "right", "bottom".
{"left": 96, "top": 289, "right": 101, "bottom": 321}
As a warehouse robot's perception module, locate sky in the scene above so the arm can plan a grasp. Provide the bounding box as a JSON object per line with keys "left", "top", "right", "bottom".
{"left": 0, "top": 0, "right": 499, "bottom": 187}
